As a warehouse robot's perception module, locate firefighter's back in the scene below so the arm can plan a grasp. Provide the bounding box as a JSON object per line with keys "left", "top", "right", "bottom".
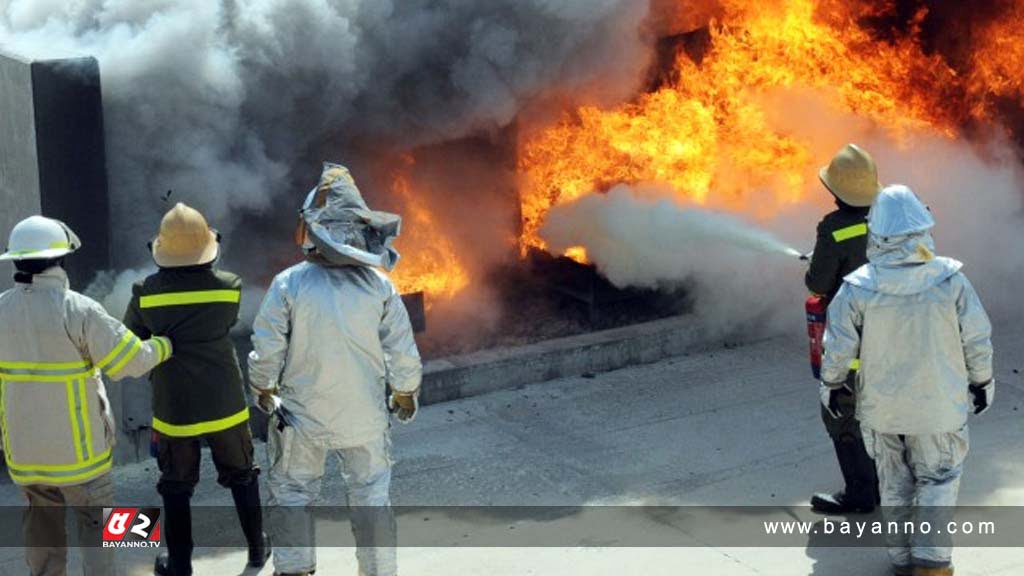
{"left": 125, "top": 266, "right": 248, "bottom": 437}
{"left": 271, "top": 261, "right": 394, "bottom": 447}
{"left": 0, "top": 272, "right": 115, "bottom": 485}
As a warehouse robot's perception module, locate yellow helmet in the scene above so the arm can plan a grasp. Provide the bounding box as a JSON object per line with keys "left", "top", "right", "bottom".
{"left": 819, "top": 144, "right": 882, "bottom": 208}
{"left": 151, "top": 203, "right": 220, "bottom": 267}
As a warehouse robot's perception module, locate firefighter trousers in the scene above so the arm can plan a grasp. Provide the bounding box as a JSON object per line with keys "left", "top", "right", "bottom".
{"left": 22, "top": 473, "right": 116, "bottom": 576}
{"left": 821, "top": 389, "right": 880, "bottom": 509}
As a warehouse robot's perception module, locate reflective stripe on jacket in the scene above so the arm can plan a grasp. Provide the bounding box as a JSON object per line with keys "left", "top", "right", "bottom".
{"left": 822, "top": 231, "right": 994, "bottom": 434}
{"left": 0, "top": 268, "right": 170, "bottom": 486}
{"left": 124, "top": 265, "right": 249, "bottom": 438}
{"left": 805, "top": 204, "right": 871, "bottom": 302}
{"left": 249, "top": 261, "right": 422, "bottom": 448}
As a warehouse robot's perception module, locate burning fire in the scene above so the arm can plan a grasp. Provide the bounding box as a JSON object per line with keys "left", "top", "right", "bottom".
{"left": 387, "top": 159, "right": 470, "bottom": 304}
{"left": 518, "top": 0, "right": 1024, "bottom": 257}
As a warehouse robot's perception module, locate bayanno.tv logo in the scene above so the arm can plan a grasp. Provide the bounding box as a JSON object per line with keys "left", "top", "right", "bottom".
{"left": 102, "top": 508, "right": 162, "bottom": 549}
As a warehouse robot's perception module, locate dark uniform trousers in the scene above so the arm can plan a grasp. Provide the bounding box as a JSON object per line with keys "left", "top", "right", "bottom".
{"left": 821, "top": 374, "right": 879, "bottom": 509}
{"left": 155, "top": 421, "right": 262, "bottom": 575}
{"left": 806, "top": 205, "right": 880, "bottom": 510}
{"left": 156, "top": 421, "right": 258, "bottom": 496}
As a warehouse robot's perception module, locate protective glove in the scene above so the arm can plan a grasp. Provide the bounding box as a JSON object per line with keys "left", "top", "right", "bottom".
{"left": 253, "top": 388, "right": 280, "bottom": 416}
{"left": 388, "top": 391, "right": 419, "bottom": 424}
{"left": 819, "top": 381, "right": 852, "bottom": 419}
{"left": 969, "top": 380, "right": 994, "bottom": 415}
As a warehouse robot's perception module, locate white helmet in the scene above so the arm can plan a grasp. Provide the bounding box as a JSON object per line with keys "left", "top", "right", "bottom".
{"left": 0, "top": 216, "right": 81, "bottom": 261}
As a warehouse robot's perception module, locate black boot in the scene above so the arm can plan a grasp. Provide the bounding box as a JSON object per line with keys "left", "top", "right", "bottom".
{"left": 231, "top": 480, "right": 271, "bottom": 568}
{"left": 811, "top": 434, "right": 878, "bottom": 514}
{"left": 155, "top": 493, "right": 193, "bottom": 575}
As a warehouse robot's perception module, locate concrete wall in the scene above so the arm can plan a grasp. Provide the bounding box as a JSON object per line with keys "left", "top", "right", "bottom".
{"left": 0, "top": 52, "right": 42, "bottom": 290}
{"left": 0, "top": 51, "right": 110, "bottom": 288}
{"left": 0, "top": 51, "right": 116, "bottom": 469}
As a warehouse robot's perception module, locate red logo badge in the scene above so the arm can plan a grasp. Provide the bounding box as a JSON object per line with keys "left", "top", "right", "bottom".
{"left": 102, "top": 508, "right": 162, "bottom": 548}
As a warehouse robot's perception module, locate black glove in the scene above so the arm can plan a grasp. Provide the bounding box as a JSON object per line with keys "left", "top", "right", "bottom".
{"left": 819, "top": 382, "right": 852, "bottom": 419}
{"left": 969, "top": 380, "right": 994, "bottom": 415}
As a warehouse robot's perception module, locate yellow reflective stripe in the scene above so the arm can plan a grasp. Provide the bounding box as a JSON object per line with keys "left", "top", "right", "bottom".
{"left": 139, "top": 290, "right": 241, "bottom": 309}
{"left": 66, "top": 380, "right": 84, "bottom": 462}
{"left": 152, "top": 338, "right": 165, "bottom": 363}
{"left": 95, "top": 332, "right": 135, "bottom": 371}
{"left": 0, "top": 359, "right": 89, "bottom": 370}
{"left": 850, "top": 359, "right": 861, "bottom": 371}
{"left": 153, "top": 336, "right": 171, "bottom": 363}
{"left": 0, "top": 359, "right": 94, "bottom": 381}
{"left": 6, "top": 242, "right": 69, "bottom": 257}
{"left": 832, "top": 223, "right": 868, "bottom": 242}
{"left": 7, "top": 450, "right": 112, "bottom": 485}
{"left": 6, "top": 448, "right": 112, "bottom": 473}
{"left": 0, "top": 381, "right": 10, "bottom": 462}
{"left": 78, "top": 378, "right": 94, "bottom": 460}
{"left": 0, "top": 372, "right": 94, "bottom": 382}
{"left": 106, "top": 337, "right": 143, "bottom": 377}
{"left": 152, "top": 408, "right": 250, "bottom": 437}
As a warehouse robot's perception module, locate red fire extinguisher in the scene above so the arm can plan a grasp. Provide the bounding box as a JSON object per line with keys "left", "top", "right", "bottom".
{"left": 806, "top": 295, "right": 827, "bottom": 379}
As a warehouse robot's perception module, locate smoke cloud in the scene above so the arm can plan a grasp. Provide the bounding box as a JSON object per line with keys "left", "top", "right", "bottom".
{"left": 540, "top": 184, "right": 809, "bottom": 337}
{"left": 0, "top": 0, "right": 651, "bottom": 265}
{"left": 539, "top": 90, "right": 1024, "bottom": 339}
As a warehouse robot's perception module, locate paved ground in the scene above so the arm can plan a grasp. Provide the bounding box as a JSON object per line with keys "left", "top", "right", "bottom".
{"left": 1, "top": 322, "right": 1022, "bottom": 575}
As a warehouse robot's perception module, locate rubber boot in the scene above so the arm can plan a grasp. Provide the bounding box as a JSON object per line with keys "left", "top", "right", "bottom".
{"left": 231, "top": 480, "right": 271, "bottom": 568}
{"left": 154, "top": 493, "right": 193, "bottom": 575}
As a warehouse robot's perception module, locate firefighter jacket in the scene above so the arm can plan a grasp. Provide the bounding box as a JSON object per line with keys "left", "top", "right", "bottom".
{"left": 124, "top": 265, "right": 249, "bottom": 438}
{"left": 248, "top": 261, "right": 422, "bottom": 448}
{"left": 822, "top": 231, "right": 993, "bottom": 434}
{"left": 0, "top": 268, "right": 171, "bottom": 486}
{"left": 805, "top": 203, "right": 871, "bottom": 302}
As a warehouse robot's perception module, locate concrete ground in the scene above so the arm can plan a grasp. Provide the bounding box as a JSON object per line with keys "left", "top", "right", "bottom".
{"left": 1, "top": 322, "right": 1021, "bottom": 575}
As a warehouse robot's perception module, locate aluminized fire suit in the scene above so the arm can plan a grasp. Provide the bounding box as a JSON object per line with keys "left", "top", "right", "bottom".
{"left": 249, "top": 261, "right": 421, "bottom": 576}
{"left": 822, "top": 186, "right": 993, "bottom": 570}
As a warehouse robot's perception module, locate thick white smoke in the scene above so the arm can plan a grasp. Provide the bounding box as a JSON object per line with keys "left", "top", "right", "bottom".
{"left": 539, "top": 90, "right": 1024, "bottom": 338}
{"left": 540, "top": 184, "right": 809, "bottom": 337}
{"left": 0, "top": 0, "right": 651, "bottom": 265}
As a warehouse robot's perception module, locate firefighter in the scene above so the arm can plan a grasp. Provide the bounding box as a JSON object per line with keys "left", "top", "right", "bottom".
{"left": 0, "top": 215, "right": 172, "bottom": 576}
{"left": 821, "top": 185, "right": 992, "bottom": 576}
{"left": 249, "top": 163, "right": 422, "bottom": 576}
{"left": 123, "top": 203, "right": 269, "bottom": 576}
{"left": 805, "top": 143, "right": 881, "bottom": 515}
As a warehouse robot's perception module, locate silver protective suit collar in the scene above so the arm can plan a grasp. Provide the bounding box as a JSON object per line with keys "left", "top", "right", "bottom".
{"left": 845, "top": 231, "right": 962, "bottom": 295}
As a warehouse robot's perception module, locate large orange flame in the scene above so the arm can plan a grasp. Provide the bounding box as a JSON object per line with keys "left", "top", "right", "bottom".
{"left": 518, "top": 0, "right": 1024, "bottom": 257}
{"left": 387, "top": 160, "right": 469, "bottom": 305}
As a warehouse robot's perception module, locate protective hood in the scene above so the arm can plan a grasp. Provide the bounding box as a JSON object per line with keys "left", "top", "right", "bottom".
{"left": 867, "top": 184, "right": 935, "bottom": 237}
{"left": 845, "top": 230, "right": 962, "bottom": 295}
{"left": 301, "top": 163, "right": 402, "bottom": 271}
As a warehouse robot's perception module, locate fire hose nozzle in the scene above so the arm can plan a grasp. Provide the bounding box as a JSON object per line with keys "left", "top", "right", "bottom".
{"left": 799, "top": 251, "right": 813, "bottom": 261}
